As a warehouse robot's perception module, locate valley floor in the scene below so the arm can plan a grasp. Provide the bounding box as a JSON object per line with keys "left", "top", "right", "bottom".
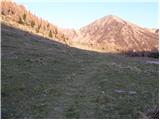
{"left": 1, "top": 24, "right": 159, "bottom": 118}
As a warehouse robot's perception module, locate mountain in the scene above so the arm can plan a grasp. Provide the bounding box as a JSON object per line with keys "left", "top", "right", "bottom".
{"left": 1, "top": 0, "right": 159, "bottom": 57}
{"left": 61, "top": 15, "right": 159, "bottom": 56}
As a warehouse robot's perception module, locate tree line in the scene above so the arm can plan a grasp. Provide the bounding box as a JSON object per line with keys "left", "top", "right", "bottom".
{"left": 1, "top": 1, "right": 69, "bottom": 42}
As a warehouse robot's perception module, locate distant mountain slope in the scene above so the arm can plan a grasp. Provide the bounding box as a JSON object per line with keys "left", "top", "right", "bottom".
{"left": 61, "top": 15, "right": 159, "bottom": 56}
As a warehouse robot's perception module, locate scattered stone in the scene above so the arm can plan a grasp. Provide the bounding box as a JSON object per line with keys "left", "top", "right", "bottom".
{"left": 128, "top": 91, "right": 136, "bottom": 95}
{"left": 114, "top": 89, "right": 137, "bottom": 95}
{"left": 81, "top": 68, "right": 85, "bottom": 71}
{"left": 71, "top": 73, "right": 76, "bottom": 76}
{"left": 101, "top": 91, "right": 105, "bottom": 94}
{"left": 114, "top": 89, "right": 126, "bottom": 94}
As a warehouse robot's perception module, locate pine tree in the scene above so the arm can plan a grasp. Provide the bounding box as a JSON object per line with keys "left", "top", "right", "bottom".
{"left": 49, "top": 30, "right": 52, "bottom": 38}
{"left": 23, "top": 13, "right": 27, "bottom": 22}
{"left": 54, "top": 28, "right": 58, "bottom": 34}
{"left": 61, "top": 34, "right": 65, "bottom": 40}
{"left": 18, "top": 17, "right": 23, "bottom": 24}
{"left": 36, "top": 24, "right": 41, "bottom": 33}
{"left": 47, "top": 23, "right": 50, "bottom": 28}
{"left": 31, "top": 20, "right": 35, "bottom": 28}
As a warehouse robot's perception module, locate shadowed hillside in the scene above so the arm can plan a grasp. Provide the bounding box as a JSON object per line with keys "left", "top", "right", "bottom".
{"left": 1, "top": 24, "right": 158, "bottom": 118}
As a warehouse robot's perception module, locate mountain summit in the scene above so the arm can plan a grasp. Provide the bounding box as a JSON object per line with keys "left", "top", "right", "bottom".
{"left": 62, "top": 15, "right": 158, "bottom": 55}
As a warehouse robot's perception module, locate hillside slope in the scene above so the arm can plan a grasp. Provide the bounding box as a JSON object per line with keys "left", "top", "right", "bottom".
{"left": 1, "top": 0, "right": 68, "bottom": 43}
{"left": 1, "top": 24, "right": 158, "bottom": 118}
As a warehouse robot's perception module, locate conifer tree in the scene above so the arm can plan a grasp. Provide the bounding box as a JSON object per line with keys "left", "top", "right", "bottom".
{"left": 18, "top": 17, "right": 23, "bottom": 24}
{"left": 49, "top": 30, "right": 52, "bottom": 38}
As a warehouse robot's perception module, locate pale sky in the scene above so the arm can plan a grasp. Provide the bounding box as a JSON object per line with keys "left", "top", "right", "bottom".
{"left": 15, "top": 0, "right": 158, "bottom": 29}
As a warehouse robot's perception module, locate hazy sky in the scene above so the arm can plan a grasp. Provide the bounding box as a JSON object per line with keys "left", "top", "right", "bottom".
{"left": 15, "top": 0, "right": 158, "bottom": 29}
